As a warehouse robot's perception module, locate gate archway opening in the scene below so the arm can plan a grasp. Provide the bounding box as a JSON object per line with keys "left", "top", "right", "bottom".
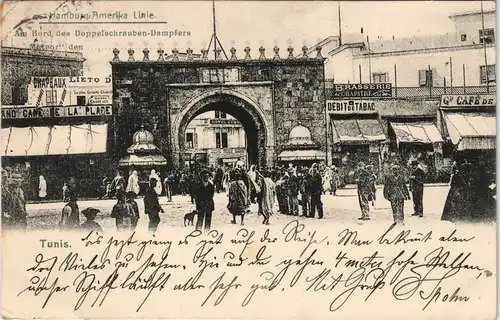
{"left": 177, "top": 93, "right": 268, "bottom": 169}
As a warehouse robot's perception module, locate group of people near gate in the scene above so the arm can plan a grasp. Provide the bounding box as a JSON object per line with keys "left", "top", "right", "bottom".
{"left": 1, "top": 152, "right": 495, "bottom": 232}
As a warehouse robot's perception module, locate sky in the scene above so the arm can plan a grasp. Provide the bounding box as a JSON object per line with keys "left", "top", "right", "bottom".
{"left": 1, "top": 0, "right": 496, "bottom": 76}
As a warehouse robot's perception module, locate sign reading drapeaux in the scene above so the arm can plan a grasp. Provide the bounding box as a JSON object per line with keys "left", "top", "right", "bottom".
{"left": 327, "top": 100, "right": 377, "bottom": 114}
{"left": 331, "top": 83, "right": 392, "bottom": 98}
{"left": 1, "top": 105, "right": 113, "bottom": 119}
{"left": 440, "top": 94, "right": 496, "bottom": 107}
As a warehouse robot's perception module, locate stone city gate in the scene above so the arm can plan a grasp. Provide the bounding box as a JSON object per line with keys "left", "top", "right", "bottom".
{"left": 110, "top": 45, "right": 327, "bottom": 169}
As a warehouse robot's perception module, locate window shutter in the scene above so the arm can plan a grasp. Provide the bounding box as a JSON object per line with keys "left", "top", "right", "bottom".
{"left": 193, "top": 133, "right": 198, "bottom": 148}
{"left": 432, "top": 69, "right": 439, "bottom": 87}
{"left": 418, "top": 70, "right": 427, "bottom": 86}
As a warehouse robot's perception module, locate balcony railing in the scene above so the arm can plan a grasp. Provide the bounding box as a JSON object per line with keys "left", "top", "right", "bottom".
{"left": 325, "top": 81, "right": 496, "bottom": 100}
{"left": 392, "top": 85, "right": 496, "bottom": 99}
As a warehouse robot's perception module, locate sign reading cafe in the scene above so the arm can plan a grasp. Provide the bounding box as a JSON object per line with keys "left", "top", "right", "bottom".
{"left": 440, "top": 94, "right": 496, "bottom": 107}
{"left": 1, "top": 105, "right": 113, "bottom": 120}
{"left": 327, "top": 100, "right": 377, "bottom": 114}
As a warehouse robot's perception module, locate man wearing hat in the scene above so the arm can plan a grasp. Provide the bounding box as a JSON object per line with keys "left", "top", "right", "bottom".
{"left": 409, "top": 160, "right": 425, "bottom": 217}
{"left": 384, "top": 163, "right": 411, "bottom": 224}
{"left": 143, "top": 177, "right": 164, "bottom": 233}
{"left": 193, "top": 168, "right": 215, "bottom": 231}
{"left": 355, "top": 161, "right": 373, "bottom": 221}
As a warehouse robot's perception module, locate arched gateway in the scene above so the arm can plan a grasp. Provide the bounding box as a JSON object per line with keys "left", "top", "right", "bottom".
{"left": 110, "top": 45, "right": 327, "bottom": 170}
{"left": 172, "top": 89, "right": 273, "bottom": 168}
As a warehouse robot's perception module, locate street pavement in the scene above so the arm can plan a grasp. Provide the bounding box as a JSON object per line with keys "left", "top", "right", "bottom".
{"left": 25, "top": 185, "right": 452, "bottom": 231}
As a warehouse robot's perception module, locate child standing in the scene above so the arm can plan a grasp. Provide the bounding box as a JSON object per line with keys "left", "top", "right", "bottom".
{"left": 80, "top": 207, "right": 103, "bottom": 233}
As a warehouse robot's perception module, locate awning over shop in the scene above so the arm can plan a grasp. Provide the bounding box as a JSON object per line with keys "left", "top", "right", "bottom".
{"left": 118, "top": 154, "right": 168, "bottom": 167}
{"left": 443, "top": 112, "right": 496, "bottom": 150}
{"left": 331, "top": 118, "right": 386, "bottom": 144}
{"left": 390, "top": 122, "right": 443, "bottom": 146}
{"left": 0, "top": 124, "right": 107, "bottom": 157}
{"left": 278, "top": 149, "right": 326, "bottom": 161}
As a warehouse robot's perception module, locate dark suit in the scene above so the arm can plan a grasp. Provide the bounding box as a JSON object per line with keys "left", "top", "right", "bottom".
{"left": 194, "top": 181, "right": 215, "bottom": 231}
{"left": 410, "top": 167, "right": 425, "bottom": 216}
{"left": 384, "top": 168, "right": 410, "bottom": 224}
{"left": 144, "top": 187, "right": 162, "bottom": 232}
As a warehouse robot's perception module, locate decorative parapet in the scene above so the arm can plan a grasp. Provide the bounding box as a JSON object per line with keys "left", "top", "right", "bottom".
{"left": 110, "top": 45, "right": 325, "bottom": 64}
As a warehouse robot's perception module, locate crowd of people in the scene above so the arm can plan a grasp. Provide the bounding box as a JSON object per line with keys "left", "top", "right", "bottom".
{"left": 1, "top": 154, "right": 495, "bottom": 233}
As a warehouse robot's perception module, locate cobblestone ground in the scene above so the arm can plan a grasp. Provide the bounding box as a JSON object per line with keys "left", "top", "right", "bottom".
{"left": 25, "top": 186, "right": 452, "bottom": 232}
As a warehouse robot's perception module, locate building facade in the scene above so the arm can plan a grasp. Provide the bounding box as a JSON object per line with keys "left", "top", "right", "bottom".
{"left": 184, "top": 111, "right": 247, "bottom": 168}
{"left": 312, "top": 10, "right": 495, "bottom": 95}
{"left": 1, "top": 46, "right": 85, "bottom": 105}
{"left": 309, "top": 9, "right": 496, "bottom": 182}
{"left": 1, "top": 74, "right": 113, "bottom": 200}
{"left": 110, "top": 46, "right": 327, "bottom": 170}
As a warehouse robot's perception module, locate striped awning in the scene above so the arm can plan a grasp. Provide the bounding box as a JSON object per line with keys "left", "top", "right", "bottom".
{"left": 278, "top": 149, "right": 326, "bottom": 161}
{"left": 331, "top": 117, "right": 386, "bottom": 144}
{"left": 443, "top": 112, "right": 496, "bottom": 150}
{"left": 0, "top": 124, "right": 107, "bottom": 156}
{"left": 390, "top": 122, "right": 443, "bottom": 147}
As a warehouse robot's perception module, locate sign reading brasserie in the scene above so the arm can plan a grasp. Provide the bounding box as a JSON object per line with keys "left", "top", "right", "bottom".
{"left": 327, "top": 100, "right": 377, "bottom": 114}
{"left": 331, "top": 83, "right": 392, "bottom": 98}
{"left": 440, "top": 94, "right": 496, "bottom": 107}
{"left": 2, "top": 105, "right": 112, "bottom": 120}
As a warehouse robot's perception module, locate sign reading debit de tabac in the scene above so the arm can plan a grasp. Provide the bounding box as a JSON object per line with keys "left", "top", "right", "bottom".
{"left": 440, "top": 94, "right": 496, "bottom": 107}
{"left": 327, "top": 100, "right": 377, "bottom": 114}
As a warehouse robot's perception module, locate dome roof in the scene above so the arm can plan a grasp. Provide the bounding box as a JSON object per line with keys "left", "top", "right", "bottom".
{"left": 127, "top": 127, "right": 159, "bottom": 154}
{"left": 286, "top": 123, "right": 315, "bottom": 147}
{"left": 132, "top": 127, "right": 154, "bottom": 144}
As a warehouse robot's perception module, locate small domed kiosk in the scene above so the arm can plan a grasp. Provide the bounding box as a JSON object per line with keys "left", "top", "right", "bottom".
{"left": 119, "top": 126, "right": 167, "bottom": 192}
{"left": 277, "top": 123, "right": 325, "bottom": 164}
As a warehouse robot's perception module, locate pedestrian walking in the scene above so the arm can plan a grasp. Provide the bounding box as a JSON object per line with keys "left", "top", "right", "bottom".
{"left": 5, "top": 180, "right": 28, "bottom": 231}
{"left": 409, "top": 160, "right": 425, "bottom": 217}
{"left": 111, "top": 171, "right": 125, "bottom": 199}
{"left": 143, "top": 177, "right": 164, "bottom": 233}
{"left": 287, "top": 167, "right": 300, "bottom": 216}
{"left": 149, "top": 169, "right": 163, "bottom": 195}
{"left": 355, "top": 162, "right": 373, "bottom": 221}
{"left": 257, "top": 170, "right": 276, "bottom": 225}
{"left": 300, "top": 167, "right": 312, "bottom": 217}
{"left": 126, "top": 170, "right": 140, "bottom": 196}
{"left": 62, "top": 182, "right": 69, "bottom": 202}
{"left": 275, "top": 172, "right": 289, "bottom": 215}
{"left": 126, "top": 191, "right": 140, "bottom": 230}
{"left": 110, "top": 192, "right": 134, "bottom": 231}
{"left": 330, "top": 166, "right": 341, "bottom": 195}
{"left": 366, "top": 165, "right": 377, "bottom": 207}
{"left": 163, "top": 171, "right": 174, "bottom": 202}
{"left": 215, "top": 166, "right": 224, "bottom": 193}
{"left": 384, "top": 164, "right": 411, "bottom": 225}
{"left": 227, "top": 169, "right": 248, "bottom": 225}
{"left": 194, "top": 169, "right": 215, "bottom": 231}
{"left": 38, "top": 175, "right": 47, "bottom": 201}
{"left": 248, "top": 165, "right": 261, "bottom": 203}
{"left": 309, "top": 163, "right": 324, "bottom": 219}
{"left": 60, "top": 190, "right": 80, "bottom": 230}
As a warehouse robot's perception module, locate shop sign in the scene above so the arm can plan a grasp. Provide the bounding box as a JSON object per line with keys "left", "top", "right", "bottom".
{"left": 209, "top": 119, "right": 240, "bottom": 125}
{"left": 440, "top": 94, "right": 496, "bottom": 107}
{"left": 1, "top": 107, "right": 52, "bottom": 119}
{"left": 54, "top": 105, "right": 113, "bottom": 117}
{"left": 32, "top": 76, "right": 111, "bottom": 88}
{"left": 327, "top": 100, "right": 377, "bottom": 114}
{"left": 331, "top": 83, "right": 392, "bottom": 98}
{"left": 1, "top": 105, "right": 112, "bottom": 120}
